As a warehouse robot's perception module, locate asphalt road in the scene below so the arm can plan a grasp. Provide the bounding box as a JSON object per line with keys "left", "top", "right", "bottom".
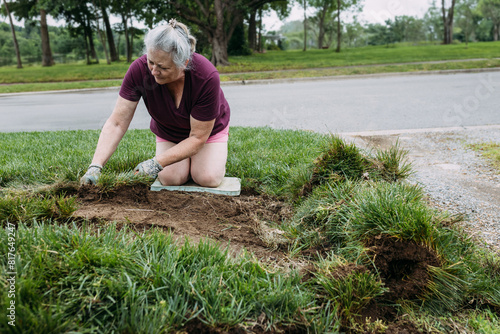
{"left": 1, "top": 71, "right": 499, "bottom": 133}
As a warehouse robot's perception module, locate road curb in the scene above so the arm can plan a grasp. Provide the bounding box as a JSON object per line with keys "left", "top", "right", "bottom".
{"left": 220, "top": 67, "right": 500, "bottom": 86}
{"left": 340, "top": 124, "right": 500, "bottom": 137}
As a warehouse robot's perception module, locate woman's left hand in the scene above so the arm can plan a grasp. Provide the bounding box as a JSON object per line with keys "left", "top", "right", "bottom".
{"left": 134, "top": 157, "right": 163, "bottom": 178}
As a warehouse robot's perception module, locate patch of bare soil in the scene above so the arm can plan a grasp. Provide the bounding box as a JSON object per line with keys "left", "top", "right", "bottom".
{"left": 367, "top": 236, "right": 441, "bottom": 301}
{"left": 75, "top": 184, "right": 292, "bottom": 262}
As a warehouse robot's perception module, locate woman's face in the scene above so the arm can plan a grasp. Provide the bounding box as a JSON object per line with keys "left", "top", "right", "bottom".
{"left": 147, "top": 49, "right": 184, "bottom": 85}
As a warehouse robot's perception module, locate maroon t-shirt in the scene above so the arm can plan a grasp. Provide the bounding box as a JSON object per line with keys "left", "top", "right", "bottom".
{"left": 119, "top": 53, "right": 230, "bottom": 143}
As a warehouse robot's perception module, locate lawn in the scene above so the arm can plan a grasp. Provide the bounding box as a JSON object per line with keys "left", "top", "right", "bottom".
{"left": 1, "top": 127, "right": 500, "bottom": 333}
{"left": 0, "top": 41, "right": 499, "bottom": 93}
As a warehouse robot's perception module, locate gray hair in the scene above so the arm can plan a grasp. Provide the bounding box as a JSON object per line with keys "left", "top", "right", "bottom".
{"left": 143, "top": 19, "right": 197, "bottom": 70}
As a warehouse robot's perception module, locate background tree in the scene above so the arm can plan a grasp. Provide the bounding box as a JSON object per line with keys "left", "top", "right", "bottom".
{"left": 309, "top": 0, "right": 337, "bottom": 49}
{"left": 441, "top": 0, "right": 457, "bottom": 44}
{"left": 479, "top": 0, "right": 500, "bottom": 40}
{"left": 247, "top": 1, "right": 288, "bottom": 51}
{"left": 334, "top": 0, "right": 361, "bottom": 52}
{"left": 50, "top": 0, "right": 100, "bottom": 64}
{"left": 142, "top": 0, "right": 284, "bottom": 66}
{"left": 423, "top": 1, "right": 443, "bottom": 41}
{"left": 99, "top": 0, "right": 118, "bottom": 61}
{"left": 109, "top": 0, "right": 141, "bottom": 62}
{"left": 8, "top": 0, "right": 54, "bottom": 66}
{"left": 456, "top": 0, "right": 479, "bottom": 45}
{"left": 301, "top": 0, "right": 308, "bottom": 51}
{"left": 2, "top": 0, "right": 22, "bottom": 68}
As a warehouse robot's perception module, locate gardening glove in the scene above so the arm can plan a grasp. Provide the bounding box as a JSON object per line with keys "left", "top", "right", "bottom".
{"left": 134, "top": 157, "right": 163, "bottom": 178}
{"left": 80, "top": 164, "right": 102, "bottom": 185}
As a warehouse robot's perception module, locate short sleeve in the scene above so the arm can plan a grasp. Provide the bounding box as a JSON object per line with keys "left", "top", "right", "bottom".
{"left": 190, "top": 72, "right": 221, "bottom": 122}
{"left": 119, "top": 59, "right": 143, "bottom": 102}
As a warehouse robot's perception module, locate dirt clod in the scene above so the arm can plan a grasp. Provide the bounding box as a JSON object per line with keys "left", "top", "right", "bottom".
{"left": 367, "top": 236, "right": 441, "bottom": 301}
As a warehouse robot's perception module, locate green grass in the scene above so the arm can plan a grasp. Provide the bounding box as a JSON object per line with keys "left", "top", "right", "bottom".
{"left": 220, "top": 42, "right": 500, "bottom": 73}
{"left": 468, "top": 141, "right": 500, "bottom": 172}
{"left": 1, "top": 127, "right": 500, "bottom": 332}
{"left": 0, "top": 222, "right": 326, "bottom": 333}
{"left": 1, "top": 42, "right": 499, "bottom": 93}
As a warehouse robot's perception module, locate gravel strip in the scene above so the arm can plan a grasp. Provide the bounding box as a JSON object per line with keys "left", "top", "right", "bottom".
{"left": 350, "top": 127, "right": 500, "bottom": 253}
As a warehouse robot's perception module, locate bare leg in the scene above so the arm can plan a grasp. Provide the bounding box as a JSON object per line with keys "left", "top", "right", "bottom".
{"left": 156, "top": 141, "right": 190, "bottom": 186}
{"left": 190, "top": 142, "right": 228, "bottom": 187}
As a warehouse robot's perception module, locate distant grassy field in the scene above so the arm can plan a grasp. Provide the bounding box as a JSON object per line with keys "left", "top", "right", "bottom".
{"left": 0, "top": 41, "right": 499, "bottom": 94}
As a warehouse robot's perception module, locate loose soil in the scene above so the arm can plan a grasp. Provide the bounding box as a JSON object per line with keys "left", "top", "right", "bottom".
{"left": 367, "top": 236, "right": 441, "bottom": 301}
{"left": 76, "top": 184, "right": 292, "bottom": 262}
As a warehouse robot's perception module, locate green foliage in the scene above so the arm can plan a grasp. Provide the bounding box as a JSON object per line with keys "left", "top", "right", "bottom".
{"left": 314, "top": 256, "right": 387, "bottom": 327}
{"left": 286, "top": 135, "right": 413, "bottom": 199}
{"left": 0, "top": 222, "right": 318, "bottom": 333}
{"left": 0, "top": 193, "right": 78, "bottom": 224}
{"left": 228, "top": 22, "right": 252, "bottom": 56}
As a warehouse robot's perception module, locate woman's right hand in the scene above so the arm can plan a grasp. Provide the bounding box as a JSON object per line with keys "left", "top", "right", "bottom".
{"left": 80, "top": 164, "right": 103, "bottom": 185}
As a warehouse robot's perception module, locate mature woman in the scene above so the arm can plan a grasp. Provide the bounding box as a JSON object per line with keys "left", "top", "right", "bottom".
{"left": 80, "top": 19, "right": 230, "bottom": 187}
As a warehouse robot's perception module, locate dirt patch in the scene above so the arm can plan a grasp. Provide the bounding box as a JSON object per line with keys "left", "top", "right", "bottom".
{"left": 75, "top": 184, "right": 292, "bottom": 262}
{"left": 367, "top": 236, "right": 441, "bottom": 301}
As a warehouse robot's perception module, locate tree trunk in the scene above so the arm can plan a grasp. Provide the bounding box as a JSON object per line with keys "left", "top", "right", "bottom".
{"left": 85, "top": 15, "right": 99, "bottom": 63}
{"left": 258, "top": 8, "right": 263, "bottom": 52}
{"left": 101, "top": 4, "right": 118, "bottom": 61}
{"left": 84, "top": 30, "right": 91, "bottom": 65}
{"left": 129, "top": 18, "right": 134, "bottom": 62}
{"left": 495, "top": 24, "right": 499, "bottom": 41}
{"left": 92, "top": 0, "right": 111, "bottom": 65}
{"left": 248, "top": 10, "right": 257, "bottom": 51}
{"left": 442, "top": 0, "right": 456, "bottom": 44}
{"left": 40, "top": 9, "right": 54, "bottom": 66}
{"left": 122, "top": 14, "right": 131, "bottom": 62}
{"left": 210, "top": 0, "right": 230, "bottom": 66}
{"left": 3, "top": 0, "right": 22, "bottom": 68}
{"left": 318, "top": 9, "right": 326, "bottom": 48}
{"left": 303, "top": 0, "right": 307, "bottom": 51}
{"left": 96, "top": 18, "right": 111, "bottom": 64}
{"left": 335, "top": 0, "right": 341, "bottom": 53}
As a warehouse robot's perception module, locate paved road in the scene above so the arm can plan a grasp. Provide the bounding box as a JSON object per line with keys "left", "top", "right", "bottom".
{"left": 1, "top": 71, "right": 499, "bottom": 133}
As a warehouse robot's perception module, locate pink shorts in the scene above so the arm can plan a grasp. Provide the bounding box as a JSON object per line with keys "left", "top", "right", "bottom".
{"left": 156, "top": 125, "right": 229, "bottom": 144}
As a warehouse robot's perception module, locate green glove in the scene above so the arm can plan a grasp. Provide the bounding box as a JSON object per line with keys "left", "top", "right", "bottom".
{"left": 80, "top": 164, "right": 102, "bottom": 185}
{"left": 134, "top": 157, "right": 163, "bottom": 178}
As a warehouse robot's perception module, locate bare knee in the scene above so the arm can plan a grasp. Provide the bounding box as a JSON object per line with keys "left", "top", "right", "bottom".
{"left": 158, "top": 169, "right": 189, "bottom": 186}
{"left": 192, "top": 172, "right": 224, "bottom": 188}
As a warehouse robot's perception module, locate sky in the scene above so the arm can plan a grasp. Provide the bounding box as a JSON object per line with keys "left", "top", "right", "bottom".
{"left": 263, "top": 0, "right": 433, "bottom": 31}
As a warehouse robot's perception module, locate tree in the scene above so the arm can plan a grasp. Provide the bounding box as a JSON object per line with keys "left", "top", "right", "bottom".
{"left": 109, "top": 0, "right": 141, "bottom": 62}
{"left": 441, "top": 0, "right": 457, "bottom": 44}
{"left": 334, "top": 0, "right": 361, "bottom": 52}
{"left": 8, "top": 0, "right": 54, "bottom": 66}
{"left": 456, "top": 0, "right": 479, "bottom": 45}
{"left": 141, "top": 0, "right": 286, "bottom": 66}
{"left": 479, "top": 0, "right": 500, "bottom": 40}
{"left": 92, "top": 0, "right": 110, "bottom": 64}
{"left": 99, "top": 0, "right": 118, "bottom": 61}
{"left": 39, "top": 6, "right": 54, "bottom": 65}
{"left": 309, "top": 0, "right": 337, "bottom": 49}
{"left": 423, "top": 1, "right": 443, "bottom": 41}
{"left": 49, "top": 0, "right": 99, "bottom": 64}
{"left": 2, "top": 0, "right": 22, "bottom": 68}
{"left": 247, "top": 1, "right": 288, "bottom": 52}
{"left": 301, "top": 0, "right": 308, "bottom": 51}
